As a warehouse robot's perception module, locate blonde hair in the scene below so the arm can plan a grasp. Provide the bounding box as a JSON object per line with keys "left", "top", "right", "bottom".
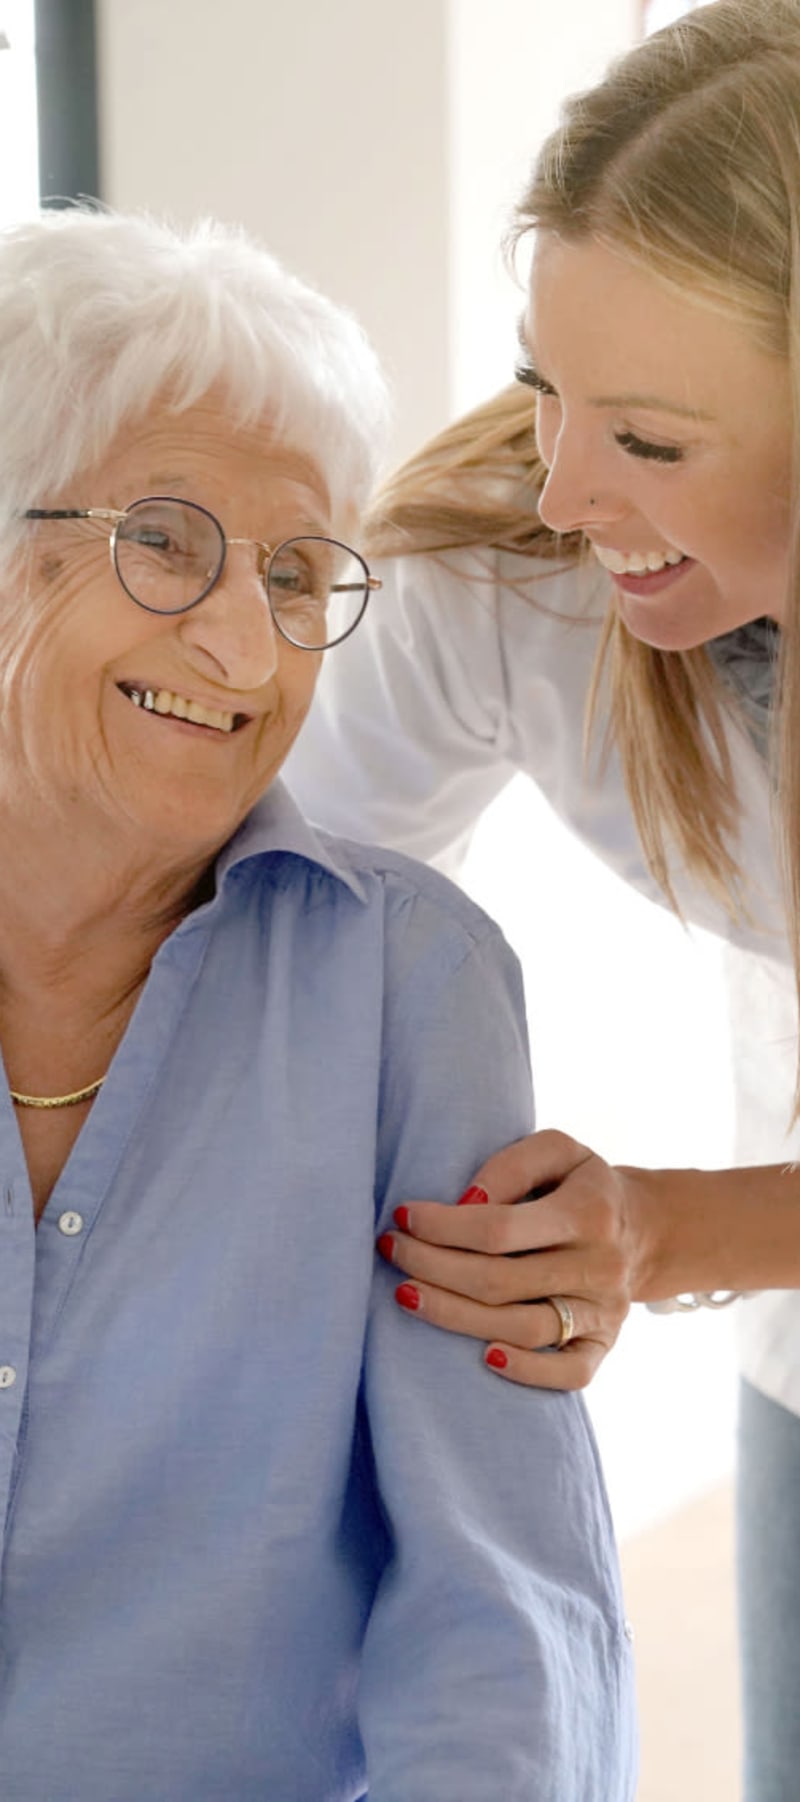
{"left": 364, "top": 381, "right": 582, "bottom": 562}
{"left": 512, "top": 0, "right": 800, "bottom": 1090}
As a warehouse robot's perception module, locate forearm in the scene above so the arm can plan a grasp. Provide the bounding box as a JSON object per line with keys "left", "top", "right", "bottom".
{"left": 627, "top": 1160, "right": 800, "bottom": 1300}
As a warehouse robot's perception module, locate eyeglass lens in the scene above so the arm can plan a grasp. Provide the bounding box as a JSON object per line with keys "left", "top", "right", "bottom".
{"left": 114, "top": 499, "right": 369, "bottom": 647}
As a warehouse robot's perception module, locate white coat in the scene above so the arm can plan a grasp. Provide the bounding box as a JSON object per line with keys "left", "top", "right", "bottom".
{"left": 285, "top": 545, "right": 800, "bottom": 1415}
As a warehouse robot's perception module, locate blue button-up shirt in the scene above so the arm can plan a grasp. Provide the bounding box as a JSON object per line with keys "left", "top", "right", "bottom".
{"left": 0, "top": 782, "right": 636, "bottom": 1801}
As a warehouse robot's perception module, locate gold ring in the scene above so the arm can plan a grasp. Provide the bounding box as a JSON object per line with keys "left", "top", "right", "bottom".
{"left": 548, "top": 1296, "right": 575, "bottom": 1349}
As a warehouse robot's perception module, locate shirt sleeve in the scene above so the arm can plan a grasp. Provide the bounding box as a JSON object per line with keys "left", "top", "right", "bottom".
{"left": 358, "top": 886, "right": 637, "bottom": 1801}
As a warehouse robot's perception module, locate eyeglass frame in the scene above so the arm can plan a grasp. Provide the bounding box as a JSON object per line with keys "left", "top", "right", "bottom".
{"left": 22, "top": 496, "right": 382, "bottom": 649}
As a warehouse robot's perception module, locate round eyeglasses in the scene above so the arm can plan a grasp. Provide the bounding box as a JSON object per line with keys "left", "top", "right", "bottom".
{"left": 23, "top": 496, "right": 381, "bottom": 650}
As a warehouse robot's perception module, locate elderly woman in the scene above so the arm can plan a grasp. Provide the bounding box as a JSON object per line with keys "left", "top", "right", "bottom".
{"left": 0, "top": 208, "right": 635, "bottom": 1802}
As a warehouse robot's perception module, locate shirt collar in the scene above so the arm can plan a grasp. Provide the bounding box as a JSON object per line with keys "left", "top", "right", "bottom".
{"left": 214, "top": 779, "right": 367, "bottom": 903}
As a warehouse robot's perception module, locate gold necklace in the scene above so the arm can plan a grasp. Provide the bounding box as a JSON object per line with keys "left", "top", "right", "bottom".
{"left": 9, "top": 1074, "right": 107, "bottom": 1110}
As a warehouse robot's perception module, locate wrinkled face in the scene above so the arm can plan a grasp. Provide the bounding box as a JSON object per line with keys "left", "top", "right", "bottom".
{"left": 4, "top": 393, "right": 336, "bottom": 857}
{"left": 523, "top": 234, "right": 793, "bottom": 650}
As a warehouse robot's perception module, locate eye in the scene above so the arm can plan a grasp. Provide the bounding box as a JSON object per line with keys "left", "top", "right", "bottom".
{"left": 133, "top": 526, "right": 179, "bottom": 553}
{"left": 614, "top": 430, "right": 684, "bottom": 465}
{"left": 267, "top": 540, "right": 328, "bottom": 608}
{"left": 121, "top": 518, "right": 195, "bottom": 561}
{"left": 514, "top": 362, "right": 557, "bottom": 398}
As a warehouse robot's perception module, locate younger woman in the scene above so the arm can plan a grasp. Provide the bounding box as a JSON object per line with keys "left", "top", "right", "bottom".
{"left": 286, "top": 4, "right": 800, "bottom": 1795}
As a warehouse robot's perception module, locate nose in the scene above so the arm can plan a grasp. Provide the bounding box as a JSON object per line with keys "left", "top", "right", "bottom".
{"left": 178, "top": 544, "right": 278, "bottom": 692}
{"left": 536, "top": 422, "right": 623, "bottom": 537}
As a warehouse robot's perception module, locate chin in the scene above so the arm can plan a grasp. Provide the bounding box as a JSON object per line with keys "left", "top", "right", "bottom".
{"left": 617, "top": 588, "right": 744, "bottom": 654}
{"left": 620, "top": 617, "right": 718, "bottom": 653}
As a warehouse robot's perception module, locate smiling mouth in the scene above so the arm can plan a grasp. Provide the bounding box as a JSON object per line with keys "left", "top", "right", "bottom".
{"left": 592, "top": 545, "right": 688, "bottom": 576}
{"left": 117, "top": 682, "right": 251, "bottom": 734}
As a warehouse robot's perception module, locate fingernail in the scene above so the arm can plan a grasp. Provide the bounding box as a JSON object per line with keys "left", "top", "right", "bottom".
{"left": 485, "top": 1347, "right": 508, "bottom": 1371}
{"left": 457, "top": 1185, "right": 489, "bottom": 1206}
{"left": 395, "top": 1282, "right": 421, "bottom": 1313}
{"left": 376, "top": 1232, "right": 395, "bottom": 1263}
{"left": 393, "top": 1205, "right": 411, "bottom": 1232}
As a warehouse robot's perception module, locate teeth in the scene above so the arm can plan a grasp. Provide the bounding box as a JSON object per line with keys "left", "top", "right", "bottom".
{"left": 594, "top": 544, "right": 686, "bottom": 576}
{"left": 122, "top": 685, "right": 236, "bottom": 733}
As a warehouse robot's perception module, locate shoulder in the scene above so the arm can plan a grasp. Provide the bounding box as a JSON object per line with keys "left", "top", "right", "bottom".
{"left": 234, "top": 824, "right": 527, "bottom": 1046}
{"left": 313, "top": 828, "right": 511, "bottom": 960}
{"left": 224, "top": 797, "right": 512, "bottom": 961}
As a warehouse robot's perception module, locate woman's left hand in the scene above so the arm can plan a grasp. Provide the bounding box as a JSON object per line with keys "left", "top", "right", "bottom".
{"left": 377, "top": 1129, "right": 648, "bottom": 1389}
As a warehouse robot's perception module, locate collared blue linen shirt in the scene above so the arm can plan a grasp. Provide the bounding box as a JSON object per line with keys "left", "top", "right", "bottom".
{"left": 0, "top": 782, "right": 636, "bottom": 1801}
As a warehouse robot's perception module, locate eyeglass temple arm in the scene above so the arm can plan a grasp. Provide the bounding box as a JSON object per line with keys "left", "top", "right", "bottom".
{"left": 332, "top": 577, "right": 382, "bottom": 592}
{"left": 23, "top": 508, "right": 124, "bottom": 522}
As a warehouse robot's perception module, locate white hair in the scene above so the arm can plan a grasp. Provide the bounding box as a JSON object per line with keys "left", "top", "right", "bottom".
{"left": 0, "top": 206, "right": 391, "bottom": 557}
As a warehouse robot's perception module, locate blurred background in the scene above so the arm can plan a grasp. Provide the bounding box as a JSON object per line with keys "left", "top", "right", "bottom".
{"left": 6, "top": 2, "right": 737, "bottom": 1794}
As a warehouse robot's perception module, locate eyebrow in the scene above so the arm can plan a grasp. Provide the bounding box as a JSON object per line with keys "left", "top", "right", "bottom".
{"left": 589, "top": 390, "right": 715, "bottom": 421}
{"left": 146, "top": 475, "right": 188, "bottom": 493}
{"left": 143, "top": 483, "right": 329, "bottom": 537}
{"left": 515, "top": 320, "right": 715, "bottom": 422}
{"left": 144, "top": 476, "right": 331, "bottom": 530}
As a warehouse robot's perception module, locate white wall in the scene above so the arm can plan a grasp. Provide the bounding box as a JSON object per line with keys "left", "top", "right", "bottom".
{"left": 0, "top": 0, "right": 37, "bottom": 225}
{"left": 96, "top": 0, "right": 638, "bottom": 460}
{"left": 447, "top": 0, "right": 638, "bottom": 413}
{"left": 96, "top": 0, "right": 451, "bottom": 463}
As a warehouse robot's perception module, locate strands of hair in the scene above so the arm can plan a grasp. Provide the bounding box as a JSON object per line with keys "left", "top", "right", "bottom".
{"left": 0, "top": 207, "right": 390, "bottom": 562}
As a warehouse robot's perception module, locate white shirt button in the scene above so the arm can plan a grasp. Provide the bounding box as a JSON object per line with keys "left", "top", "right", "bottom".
{"left": 0, "top": 1364, "right": 17, "bottom": 1388}
{"left": 623, "top": 1620, "right": 635, "bottom": 1643}
{"left": 58, "top": 1211, "right": 84, "bottom": 1236}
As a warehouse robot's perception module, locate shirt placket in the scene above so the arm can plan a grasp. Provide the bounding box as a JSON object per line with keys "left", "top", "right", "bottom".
{"left": 0, "top": 911, "right": 213, "bottom": 1551}
{"left": 0, "top": 1168, "right": 36, "bottom": 1537}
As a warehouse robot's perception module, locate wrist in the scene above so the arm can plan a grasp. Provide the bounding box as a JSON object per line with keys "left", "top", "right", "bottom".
{"left": 617, "top": 1162, "right": 800, "bottom": 1302}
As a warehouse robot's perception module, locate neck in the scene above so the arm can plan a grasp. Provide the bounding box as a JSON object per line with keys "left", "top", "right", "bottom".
{"left": 0, "top": 800, "right": 217, "bottom": 1002}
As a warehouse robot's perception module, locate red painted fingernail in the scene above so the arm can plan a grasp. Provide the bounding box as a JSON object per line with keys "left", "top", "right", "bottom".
{"left": 457, "top": 1185, "right": 489, "bottom": 1206}
{"left": 485, "top": 1347, "right": 508, "bottom": 1370}
{"left": 376, "top": 1233, "right": 395, "bottom": 1262}
{"left": 393, "top": 1205, "right": 411, "bottom": 1232}
{"left": 395, "top": 1282, "right": 421, "bottom": 1312}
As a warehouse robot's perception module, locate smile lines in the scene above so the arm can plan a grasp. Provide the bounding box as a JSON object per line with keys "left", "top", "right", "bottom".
{"left": 117, "top": 682, "right": 250, "bottom": 734}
